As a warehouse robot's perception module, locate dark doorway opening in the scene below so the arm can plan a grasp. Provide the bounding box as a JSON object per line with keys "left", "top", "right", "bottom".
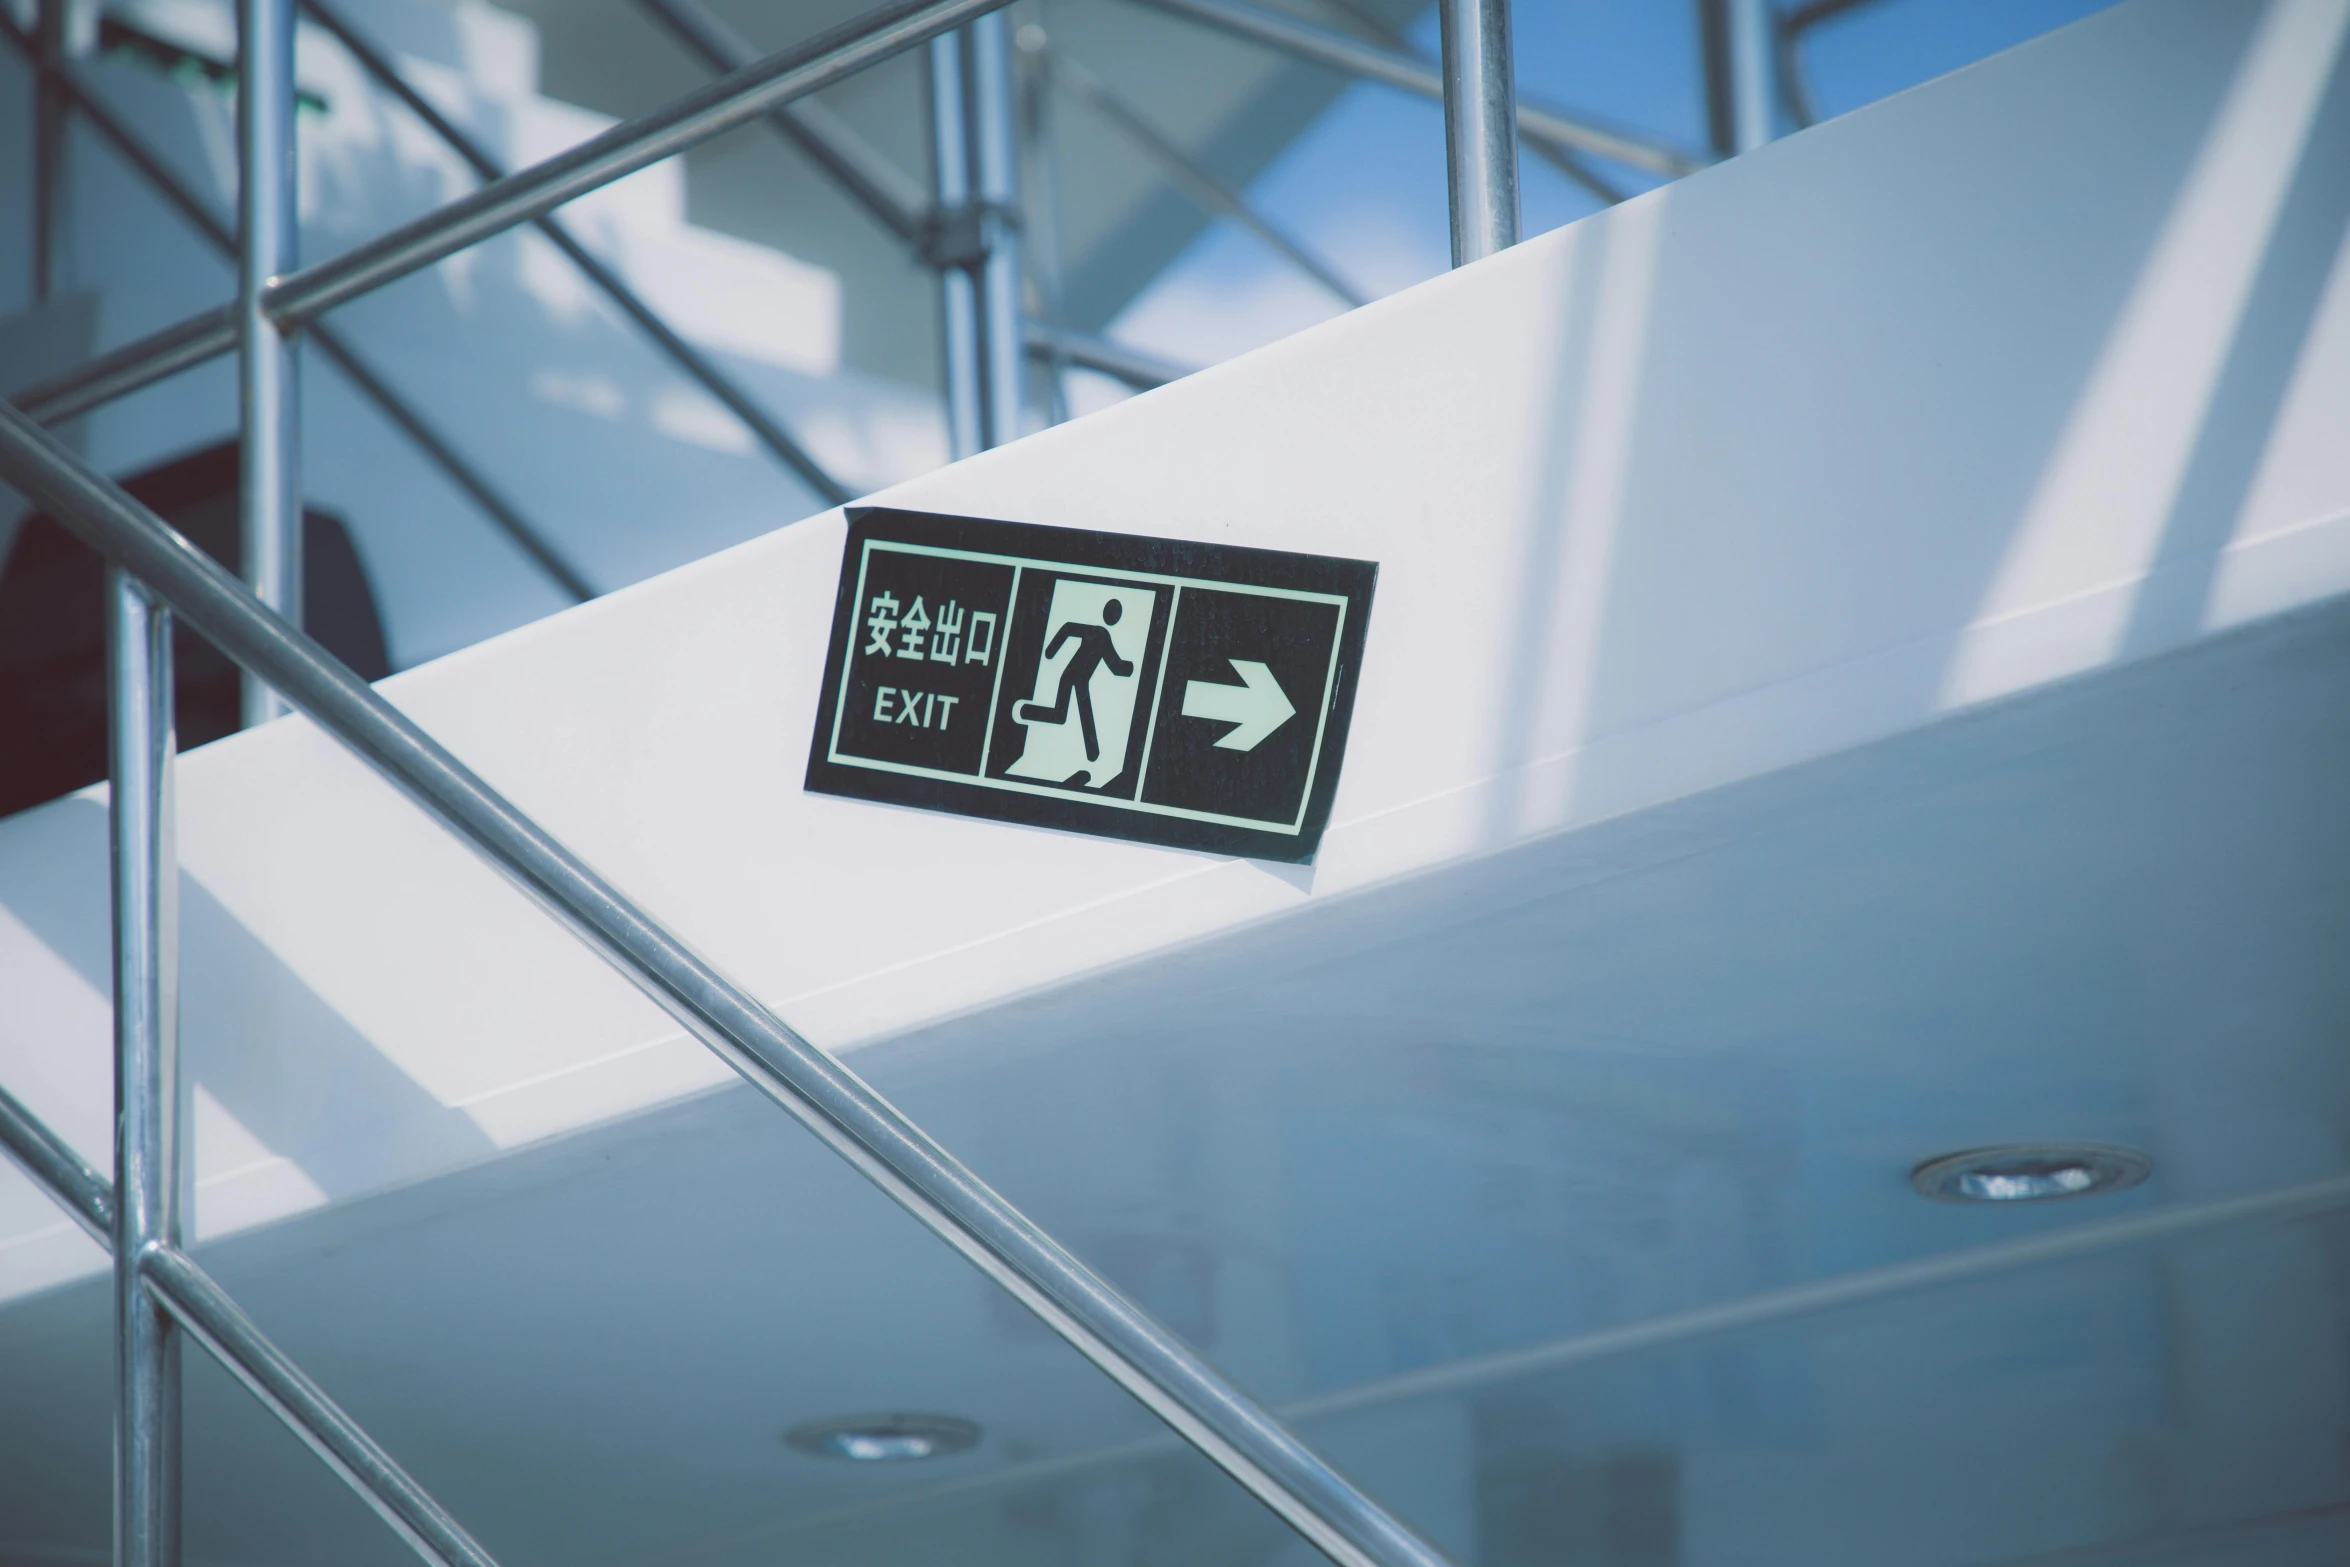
{"left": 0, "top": 440, "right": 389, "bottom": 820}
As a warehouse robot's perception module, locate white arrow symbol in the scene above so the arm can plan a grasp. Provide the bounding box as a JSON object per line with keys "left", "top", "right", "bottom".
{"left": 1181, "top": 659, "right": 1296, "bottom": 752}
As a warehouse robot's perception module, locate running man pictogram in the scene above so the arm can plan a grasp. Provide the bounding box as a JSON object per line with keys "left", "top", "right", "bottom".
{"left": 1014, "top": 598, "right": 1134, "bottom": 762}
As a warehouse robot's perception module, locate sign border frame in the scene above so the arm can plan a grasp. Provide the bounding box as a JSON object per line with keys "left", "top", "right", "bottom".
{"left": 804, "top": 506, "right": 1377, "bottom": 863}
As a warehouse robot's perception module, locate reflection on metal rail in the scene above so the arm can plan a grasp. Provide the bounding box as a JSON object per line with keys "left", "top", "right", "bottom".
{"left": 1128, "top": 0, "right": 1706, "bottom": 177}
{"left": 1438, "top": 0, "right": 1519, "bottom": 265}
{"left": 299, "top": 0, "right": 850, "bottom": 507}
{"left": 0, "top": 1081, "right": 112, "bottom": 1242}
{"left": 0, "top": 397, "right": 1458, "bottom": 1567}
{"left": 0, "top": 1084, "right": 504, "bottom": 1567}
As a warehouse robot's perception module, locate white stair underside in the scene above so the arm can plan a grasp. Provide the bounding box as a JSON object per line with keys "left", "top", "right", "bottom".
{"left": 2, "top": 0, "right": 2348, "bottom": 1301}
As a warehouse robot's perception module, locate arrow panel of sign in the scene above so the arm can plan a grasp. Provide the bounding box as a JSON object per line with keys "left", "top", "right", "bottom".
{"left": 805, "top": 509, "right": 1377, "bottom": 861}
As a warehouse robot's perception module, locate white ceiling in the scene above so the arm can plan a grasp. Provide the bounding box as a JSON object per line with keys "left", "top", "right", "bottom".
{"left": 2, "top": 586, "right": 2346, "bottom": 1567}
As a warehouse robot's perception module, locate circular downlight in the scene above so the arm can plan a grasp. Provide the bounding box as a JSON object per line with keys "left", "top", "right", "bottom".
{"left": 1910, "top": 1144, "right": 2151, "bottom": 1204}
{"left": 784, "top": 1413, "right": 981, "bottom": 1463}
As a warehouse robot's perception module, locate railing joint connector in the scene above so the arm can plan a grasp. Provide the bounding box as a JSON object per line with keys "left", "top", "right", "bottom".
{"left": 919, "top": 197, "right": 1023, "bottom": 271}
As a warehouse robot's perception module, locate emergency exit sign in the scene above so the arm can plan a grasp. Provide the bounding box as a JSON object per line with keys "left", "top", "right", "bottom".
{"left": 804, "top": 508, "right": 1376, "bottom": 862}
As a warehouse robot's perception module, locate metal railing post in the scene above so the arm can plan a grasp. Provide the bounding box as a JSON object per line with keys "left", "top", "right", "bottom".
{"left": 1703, "top": 0, "right": 1778, "bottom": 156}
{"left": 968, "top": 9, "right": 1024, "bottom": 448}
{"left": 0, "top": 31, "right": 597, "bottom": 602}
{"left": 1438, "top": 0, "right": 1519, "bottom": 266}
{"left": 108, "top": 568, "right": 181, "bottom": 1567}
{"left": 238, "top": 0, "right": 302, "bottom": 725}
{"left": 32, "top": 0, "right": 68, "bottom": 301}
{"left": 9, "top": 0, "right": 1010, "bottom": 427}
{"left": 1727, "top": 0, "right": 1775, "bottom": 153}
{"left": 928, "top": 29, "right": 985, "bottom": 460}
{"left": 1129, "top": 0, "right": 1701, "bottom": 178}
{"left": 0, "top": 1081, "right": 504, "bottom": 1567}
{"left": 0, "top": 400, "right": 1459, "bottom": 1567}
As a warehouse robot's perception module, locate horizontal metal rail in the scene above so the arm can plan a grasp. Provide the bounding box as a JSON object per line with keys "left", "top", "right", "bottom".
{"left": 0, "top": 1084, "right": 501, "bottom": 1567}
{"left": 0, "top": 26, "right": 595, "bottom": 601}
{"left": 299, "top": 0, "right": 848, "bottom": 507}
{"left": 1127, "top": 0, "right": 1706, "bottom": 177}
{"left": 1022, "top": 320, "right": 1193, "bottom": 390}
{"left": 633, "top": 0, "right": 932, "bottom": 245}
{"left": 0, "top": 404, "right": 1453, "bottom": 1567}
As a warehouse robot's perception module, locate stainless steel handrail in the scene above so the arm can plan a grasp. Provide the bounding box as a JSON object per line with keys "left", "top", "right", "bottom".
{"left": 0, "top": 400, "right": 1455, "bottom": 1567}
{"left": 1127, "top": 0, "right": 1707, "bottom": 177}
{"left": 12, "top": 0, "right": 1008, "bottom": 427}
{"left": 14, "top": 304, "right": 239, "bottom": 427}
{"left": 631, "top": 1, "right": 1184, "bottom": 411}
{"left": 299, "top": 0, "right": 850, "bottom": 506}
{"left": 0, "top": 1083, "right": 503, "bottom": 1567}
{"left": 0, "top": 1082, "right": 113, "bottom": 1242}
{"left": 265, "top": 0, "right": 1006, "bottom": 331}
{"left": 0, "top": 25, "right": 596, "bottom": 602}
{"left": 142, "top": 1245, "right": 502, "bottom": 1567}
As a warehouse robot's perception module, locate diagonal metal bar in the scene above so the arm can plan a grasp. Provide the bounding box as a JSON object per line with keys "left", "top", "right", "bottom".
{"left": 14, "top": 304, "right": 240, "bottom": 427}
{"left": 0, "top": 1081, "right": 114, "bottom": 1242}
{"left": 0, "top": 402, "right": 1456, "bottom": 1567}
{"left": 299, "top": 0, "right": 849, "bottom": 507}
{"left": 1126, "top": 0, "right": 1705, "bottom": 177}
{"left": 306, "top": 331, "right": 596, "bottom": 601}
{"left": 0, "top": 32, "right": 595, "bottom": 602}
{"left": 1043, "top": 40, "right": 1365, "bottom": 307}
{"left": 265, "top": 0, "right": 1008, "bottom": 331}
{"left": 632, "top": 0, "right": 932, "bottom": 245}
{"left": 1775, "top": 13, "right": 1821, "bottom": 131}
{"left": 1023, "top": 320, "right": 1192, "bottom": 390}
{"left": 0, "top": 1083, "right": 501, "bottom": 1567}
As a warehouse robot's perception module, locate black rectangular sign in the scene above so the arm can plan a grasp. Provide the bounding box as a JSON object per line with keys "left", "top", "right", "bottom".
{"left": 805, "top": 508, "right": 1376, "bottom": 862}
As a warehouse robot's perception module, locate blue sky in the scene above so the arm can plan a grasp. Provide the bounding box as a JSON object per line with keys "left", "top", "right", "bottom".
{"left": 1106, "top": 0, "right": 2122, "bottom": 374}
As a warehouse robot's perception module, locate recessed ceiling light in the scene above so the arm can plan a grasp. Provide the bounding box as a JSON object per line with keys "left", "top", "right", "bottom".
{"left": 784, "top": 1413, "right": 980, "bottom": 1463}
{"left": 1911, "top": 1143, "right": 2151, "bottom": 1204}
